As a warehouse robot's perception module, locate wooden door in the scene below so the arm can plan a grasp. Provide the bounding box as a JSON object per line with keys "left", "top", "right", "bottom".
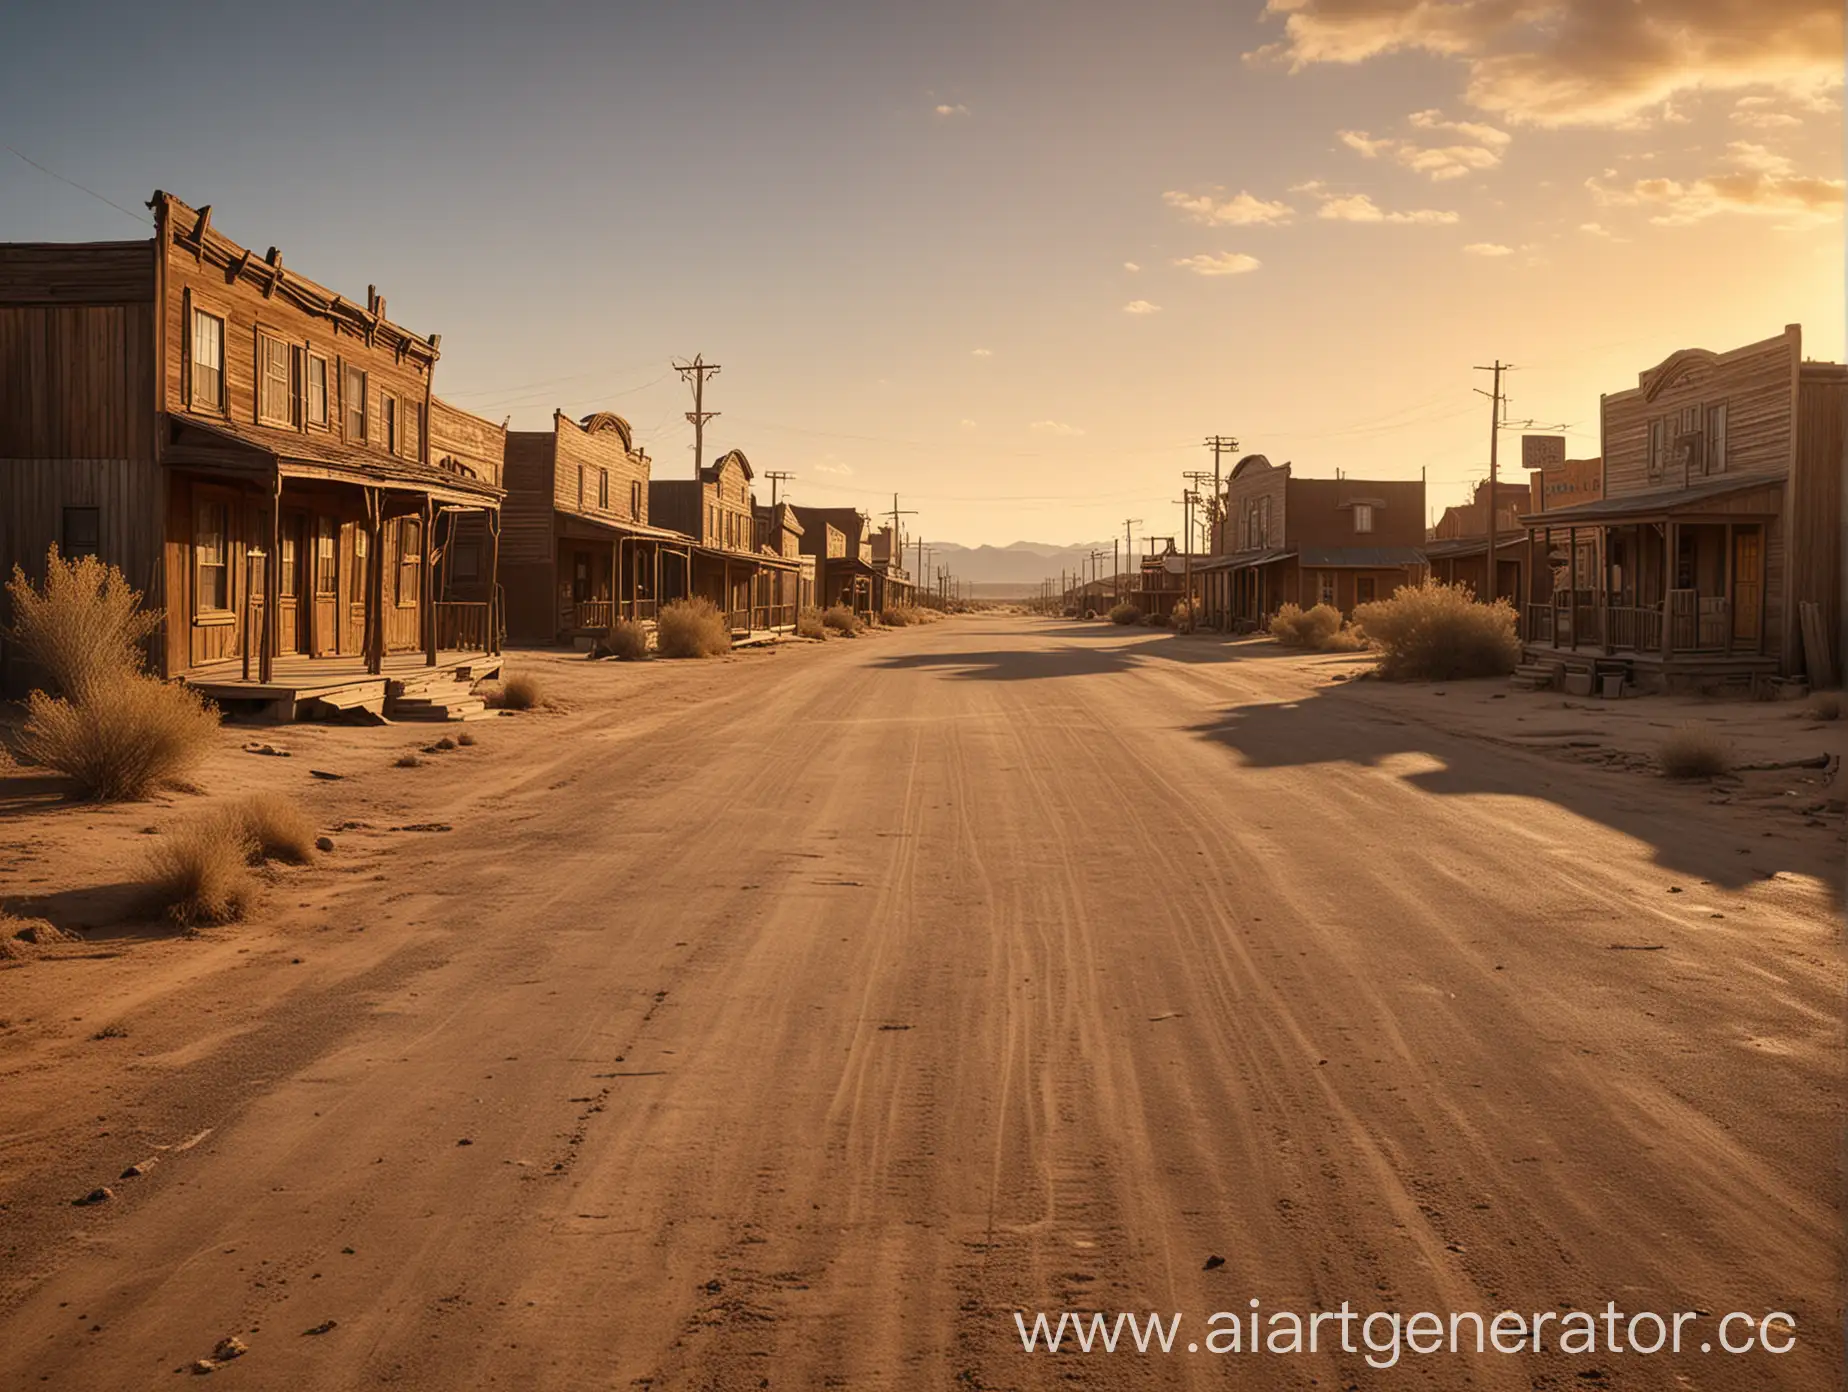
{"left": 312, "top": 515, "right": 340, "bottom": 655}
{"left": 1733, "top": 530, "right": 1762, "bottom": 645}
{"left": 277, "top": 514, "right": 305, "bottom": 655}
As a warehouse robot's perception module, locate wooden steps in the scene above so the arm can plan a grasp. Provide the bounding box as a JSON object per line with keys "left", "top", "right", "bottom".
{"left": 386, "top": 672, "right": 488, "bottom": 723}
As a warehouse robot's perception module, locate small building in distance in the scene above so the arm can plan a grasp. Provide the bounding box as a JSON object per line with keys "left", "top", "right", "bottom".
{"left": 500, "top": 410, "right": 684, "bottom": 645}
{"left": 1424, "top": 476, "right": 1535, "bottom": 601}
{"left": 650, "top": 448, "right": 800, "bottom": 634}
{"left": 869, "top": 525, "right": 916, "bottom": 612}
{"left": 1199, "top": 456, "right": 1426, "bottom": 627}
{"left": 1520, "top": 324, "right": 1844, "bottom": 689}
{"left": 791, "top": 505, "right": 877, "bottom": 615}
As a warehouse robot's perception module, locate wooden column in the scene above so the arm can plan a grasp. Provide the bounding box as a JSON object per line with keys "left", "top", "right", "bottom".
{"left": 485, "top": 507, "right": 502, "bottom": 656}
{"left": 364, "top": 488, "right": 384, "bottom": 676}
{"left": 422, "top": 494, "right": 437, "bottom": 666}
{"left": 1662, "top": 520, "right": 1678, "bottom": 658}
{"left": 1722, "top": 521, "right": 1735, "bottom": 651}
{"left": 1567, "top": 526, "right": 1578, "bottom": 651}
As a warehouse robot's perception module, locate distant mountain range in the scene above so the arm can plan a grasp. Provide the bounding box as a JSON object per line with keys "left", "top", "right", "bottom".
{"left": 925, "top": 540, "right": 1137, "bottom": 592}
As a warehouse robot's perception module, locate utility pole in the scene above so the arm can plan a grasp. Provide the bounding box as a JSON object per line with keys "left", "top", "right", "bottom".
{"left": 1175, "top": 491, "right": 1199, "bottom": 632}
{"left": 673, "top": 354, "right": 722, "bottom": 476}
{"left": 765, "top": 469, "right": 795, "bottom": 508}
{"left": 1202, "top": 436, "right": 1237, "bottom": 545}
{"left": 888, "top": 494, "right": 917, "bottom": 577}
{"left": 1122, "top": 517, "right": 1141, "bottom": 605}
{"left": 1473, "top": 361, "right": 1511, "bottom": 603}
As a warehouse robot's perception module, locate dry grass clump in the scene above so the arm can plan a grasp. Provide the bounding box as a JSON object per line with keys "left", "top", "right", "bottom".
{"left": 142, "top": 810, "right": 261, "bottom": 927}
{"left": 1807, "top": 692, "right": 1842, "bottom": 721}
{"left": 457, "top": 730, "right": 477, "bottom": 746}
{"left": 8, "top": 549, "right": 220, "bottom": 801}
{"left": 880, "top": 606, "right": 912, "bottom": 627}
{"left": 796, "top": 607, "right": 827, "bottom": 639}
{"left": 494, "top": 673, "right": 544, "bottom": 710}
{"left": 394, "top": 751, "right": 423, "bottom": 768}
{"left": 1145, "top": 611, "right": 1169, "bottom": 628}
{"left": 1350, "top": 581, "right": 1521, "bottom": 680}
{"left": 1108, "top": 602, "right": 1142, "bottom": 625}
{"left": 20, "top": 676, "right": 220, "bottom": 801}
{"left": 1168, "top": 599, "right": 1201, "bottom": 629}
{"left": 822, "top": 605, "right": 863, "bottom": 637}
{"left": 1658, "top": 723, "right": 1732, "bottom": 779}
{"left": 6, "top": 547, "right": 161, "bottom": 698}
{"left": 1268, "top": 602, "right": 1345, "bottom": 649}
{"left": 604, "top": 619, "right": 650, "bottom": 660}
{"left": 656, "top": 597, "right": 732, "bottom": 658}
{"left": 233, "top": 792, "right": 317, "bottom": 864}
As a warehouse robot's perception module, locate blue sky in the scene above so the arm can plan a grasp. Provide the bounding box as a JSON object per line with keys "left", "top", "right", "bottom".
{"left": 3, "top": 1, "right": 1841, "bottom": 546}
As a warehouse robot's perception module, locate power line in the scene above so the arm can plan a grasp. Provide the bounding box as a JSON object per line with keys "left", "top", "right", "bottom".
{"left": 4, "top": 145, "right": 150, "bottom": 226}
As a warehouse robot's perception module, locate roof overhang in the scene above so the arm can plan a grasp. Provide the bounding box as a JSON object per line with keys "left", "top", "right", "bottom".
{"left": 1518, "top": 474, "right": 1784, "bottom": 527}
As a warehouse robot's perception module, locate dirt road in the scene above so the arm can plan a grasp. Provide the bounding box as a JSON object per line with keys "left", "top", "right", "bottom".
{"left": 2, "top": 616, "right": 1841, "bottom": 1390}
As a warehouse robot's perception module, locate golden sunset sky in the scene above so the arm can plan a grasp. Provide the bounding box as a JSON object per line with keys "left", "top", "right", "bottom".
{"left": 3, "top": 0, "right": 1842, "bottom": 544}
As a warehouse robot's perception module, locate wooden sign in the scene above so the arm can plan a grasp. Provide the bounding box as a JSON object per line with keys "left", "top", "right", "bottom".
{"left": 1521, "top": 434, "right": 1566, "bottom": 470}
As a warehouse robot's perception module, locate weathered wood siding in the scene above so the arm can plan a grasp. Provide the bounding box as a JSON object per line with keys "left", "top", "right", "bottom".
{"left": 1792, "top": 367, "right": 1846, "bottom": 676}
{"left": 428, "top": 396, "right": 506, "bottom": 491}
{"left": 0, "top": 303, "right": 157, "bottom": 458}
{"left": 648, "top": 478, "right": 705, "bottom": 539}
{"left": 1222, "top": 455, "right": 1289, "bottom": 552}
{"left": 1287, "top": 477, "right": 1425, "bottom": 550}
{"left": 551, "top": 413, "right": 650, "bottom": 527}
{"left": 1601, "top": 327, "right": 1798, "bottom": 498}
{"left": 0, "top": 241, "right": 154, "bottom": 305}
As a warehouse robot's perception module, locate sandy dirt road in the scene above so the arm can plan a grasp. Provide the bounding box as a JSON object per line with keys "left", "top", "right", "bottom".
{"left": 1, "top": 615, "right": 1841, "bottom": 1390}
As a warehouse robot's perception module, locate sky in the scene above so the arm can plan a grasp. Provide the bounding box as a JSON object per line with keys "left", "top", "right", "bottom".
{"left": 2, "top": 0, "right": 1842, "bottom": 548}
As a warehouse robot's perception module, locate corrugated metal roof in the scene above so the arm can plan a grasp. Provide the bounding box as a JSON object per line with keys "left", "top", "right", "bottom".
{"left": 1519, "top": 473, "right": 1785, "bottom": 525}
{"left": 1298, "top": 546, "right": 1428, "bottom": 568}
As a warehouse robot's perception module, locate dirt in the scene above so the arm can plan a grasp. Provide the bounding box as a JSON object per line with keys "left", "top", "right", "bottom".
{"left": 0, "top": 615, "right": 1841, "bottom": 1389}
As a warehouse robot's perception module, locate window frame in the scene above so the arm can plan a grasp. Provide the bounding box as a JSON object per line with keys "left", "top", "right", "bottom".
{"left": 1317, "top": 571, "right": 1336, "bottom": 608}
{"left": 598, "top": 468, "right": 610, "bottom": 510}
{"left": 343, "top": 362, "right": 369, "bottom": 444}
{"left": 186, "top": 297, "right": 228, "bottom": 417}
{"left": 194, "top": 496, "right": 232, "bottom": 615}
{"left": 395, "top": 517, "right": 422, "bottom": 608}
{"left": 314, "top": 516, "right": 339, "bottom": 597}
{"left": 1705, "top": 401, "right": 1728, "bottom": 475}
{"left": 305, "top": 351, "right": 330, "bottom": 429}
{"left": 630, "top": 480, "right": 642, "bottom": 520}
{"left": 256, "top": 328, "right": 297, "bottom": 428}
{"left": 382, "top": 393, "right": 399, "bottom": 456}
{"left": 1352, "top": 503, "right": 1374, "bottom": 535}
{"left": 61, "top": 505, "right": 101, "bottom": 559}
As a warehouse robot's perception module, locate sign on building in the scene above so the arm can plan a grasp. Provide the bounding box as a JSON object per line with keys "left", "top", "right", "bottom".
{"left": 1521, "top": 434, "right": 1566, "bottom": 470}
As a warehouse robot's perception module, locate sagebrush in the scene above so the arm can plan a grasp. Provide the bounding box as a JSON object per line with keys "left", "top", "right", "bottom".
{"left": 1108, "top": 602, "right": 1142, "bottom": 626}
{"left": 656, "top": 597, "right": 732, "bottom": 658}
{"left": 605, "top": 619, "right": 650, "bottom": 661}
{"left": 496, "top": 673, "right": 545, "bottom": 709}
{"left": 1658, "top": 724, "right": 1732, "bottom": 779}
{"left": 143, "top": 810, "right": 260, "bottom": 927}
{"left": 822, "top": 605, "right": 862, "bottom": 637}
{"left": 1350, "top": 581, "right": 1520, "bottom": 680}
{"left": 1268, "top": 602, "right": 1345, "bottom": 649}
{"left": 796, "top": 607, "right": 827, "bottom": 639}
{"left": 21, "top": 678, "right": 220, "bottom": 801}
{"left": 6, "top": 548, "right": 161, "bottom": 699}
{"left": 233, "top": 792, "right": 317, "bottom": 864}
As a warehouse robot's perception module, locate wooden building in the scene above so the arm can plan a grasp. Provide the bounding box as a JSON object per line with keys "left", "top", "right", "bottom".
{"left": 649, "top": 449, "right": 799, "bottom": 634}
{"left": 500, "top": 410, "right": 686, "bottom": 644}
{"left": 1519, "top": 326, "right": 1844, "bottom": 689}
{"left": 753, "top": 500, "right": 813, "bottom": 618}
{"left": 869, "top": 524, "right": 916, "bottom": 612}
{"left": 1199, "top": 456, "right": 1426, "bottom": 628}
{"left": 1425, "top": 477, "right": 1534, "bottom": 600}
{"left": 0, "top": 192, "right": 504, "bottom": 716}
{"left": 791, "top": 505, "right": 877, "bottom": 614}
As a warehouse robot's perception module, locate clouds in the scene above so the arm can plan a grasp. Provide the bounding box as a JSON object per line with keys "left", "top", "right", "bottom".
{"left": 1030, "top": 420, "right": 1085, "bottom": 437}
{"left": 1162, "top": 189, "right": 1296, "bottom": 225}
{"left": 1316, "top": 194, "right": 1459, "bottom": 224}
{"left": 1339, "top": 109, "right": 1512, "bottom": 180}
{"left": 1588, "top": 142, "right": 1845, "bottom": 228}
{"left": 1247, "top": 0, "right": 1844, "bottom": 129}
{"left": 812, "top": 459, "right": 854, "bottom": 476}
{"left": 1172, "top": 252, "right": 1263, "bottom": 276}
{"left": 971, "top": 347, "right": 993, "bottom": 357}
{"left": 1124, "top": 261, "right": 1141, "bottom": 272}
{"left": 933, "top": 103, "right": 969, "bottom": 117}
{"left": 1122, "top": 299, "right": 1162, "bottom": 314}
{"left": 1463, "top": 241, "right": 1514, "bottom": 256}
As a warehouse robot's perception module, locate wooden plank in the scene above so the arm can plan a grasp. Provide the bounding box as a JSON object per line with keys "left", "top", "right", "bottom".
{"left": 1799, "top": 600, "right": 1835, "bottom": 688}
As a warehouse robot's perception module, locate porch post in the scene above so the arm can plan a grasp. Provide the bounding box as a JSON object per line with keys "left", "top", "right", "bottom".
{"left": 611, "top": 534, "right": 620, "bottom": 630}
{"left": 1662, "top": 520, "right": 1678, "bottom": 658}
{"left": 262, "top": 471, "right": 280, "bottom": 684}
{"left": 422, "top": 494, "right": 437, "bottom": 667}
{"left": 485, "top": 506, "right": 502, "bottom": 656}
{"left": 1567, "top": 526, "right": 1578, "bottom": 651}
{"left": 364, "top": 489, "right": 384, "bottom": 677}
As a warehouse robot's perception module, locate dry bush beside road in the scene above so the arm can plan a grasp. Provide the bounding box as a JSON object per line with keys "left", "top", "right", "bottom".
{"left": 656, "top": 598, "right": 732, "bottom": 658}
{"left": 1352, "top": 581, "right": 1521, "bottom": 680}
{"left": 142, "top": 810, "right": 261, "bottom": 927}
{"left": 822, "top": 606, "right": 862, "bottom": 637}
{"left": 1659, "top": 723, "right": 1733, "bottom": 779}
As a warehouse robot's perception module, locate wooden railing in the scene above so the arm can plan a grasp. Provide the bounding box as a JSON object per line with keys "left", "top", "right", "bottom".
{"left": 574, "top": 600, "right": 615, "bottom": 630}
{"left": 1606, "top": 605, "right": 1662, "bottom": 653}
{"left": 726, "top": 604, "right": 798, "bottom": 633}
{"left": 1525, "top": 602, "right": 1555, "bottom": 644}
{"left": 435, "top": 601, "right": 491, "bottom": 652}
{"left": 625, "top": 597, "right": 659, "bottom": 623}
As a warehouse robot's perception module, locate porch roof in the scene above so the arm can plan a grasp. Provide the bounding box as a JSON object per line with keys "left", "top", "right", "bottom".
{"left": 687, "top": 541, "right": 801, "bottom": 572}
{"left": 558, "top": 512, "right": 691, "bottom": 545}
{"left": 1519, "top": 473, "right": 1784, "bottom": 527}
{"left": 1195, "top": 547, "right": 1296, "bottom": 572}
{"left": 1422, "top": 530, "right": 1526, "bottom": 560}
{"left": 1299, "top": 546, "right": 1427, "bottom": 569}
{"left": 165, "top": 418, "right": 504, "bottom": 506}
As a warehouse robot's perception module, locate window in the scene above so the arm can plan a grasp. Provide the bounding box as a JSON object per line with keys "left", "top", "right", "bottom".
{"left": 577, "top": 465, "right": 586, "bottom": 509}
{"left": 195, "top": 500, "right": 229, "bottom": 611}
{"left": 61, "top": 506, "right": 100, "bottom": 559}
{"left": 1317, "top": 572, "right": 1336, "bottom": 607}
{"left": 279, "top": 526, "right": 298, "bottom": 599}
{"left": 598, "top": 469, "right": 610, "bottom": 509}
{"left": 396, "top": 518, "right": 422, "bottom": 606}
{"left": 258, "top": 333, "right": 295, "bottom": 426}
{"left": 315, "top": 518, "right": 338, "bottom": 595}
{"left": 345, "top": 365, "right": 368, "bottom": 442}
{"left": 1356, "top": 576, "right": 1376, "bottom": 605}
{"left": 1705, "top": 402, "right": 1728, "bottom": 475}
{"left": 630, "top": 480, "right": 641, "bottom": 519}
{"left": 382, "top": 395, "right": 398, "bottom": 455}
{"left": 190, "top": 308, "right": 224, "bottom": 412}
{"left": 306, "top": 354, "right": 329, "bottom": 426}
{"left": 1258, "top": 497, "right": 1272, "bottom": 547}
{"left": 1352, "top": 503, "right": 1374, "bottom": 534}
{"left": 1647, "top": 418, "right": 1668, "bottom": 479}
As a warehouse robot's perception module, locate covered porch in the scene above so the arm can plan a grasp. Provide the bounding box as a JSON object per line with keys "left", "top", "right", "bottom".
{"left": 661, "top": 543, "right": 802, "bottom": 636}
{"left": 557, "top": 516, "right": 686, "bottom": 639}
{"left": 1519, "top": 476, "right": 1783, "bottom": 677}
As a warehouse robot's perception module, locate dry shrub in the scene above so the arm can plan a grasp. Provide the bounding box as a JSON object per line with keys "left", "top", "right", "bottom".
{"left": 1145, "top": 611, "right": 1169, "bottom": 628}
{"left": 20, "top": 679, "right": 220, "bottom": 801}
{"left": 656, "top": 597, "right": 732, "bottom": 659}
{"left": 796, "top": 607, "right": 827, "bottom": 639}
{"left": 822, "top": 605, "right": 862, "bottom": 637}
{"left": 1108, "top": 602, "right": 1142, "bottom": 625}
{"left": 880, "top": 606, "right": 912, "bottom": 627}
{"left": 142, "top": 810, "right": 260, "bottom": 927}
{"left": 6, "top": 548, "right": 161, "bottom": 699}
{"left": 1808, "top": 692, "right": 1842, "bottom": 721}
{"left": 234, "top": 792, "right": 316, "bottom": 864}
{"left": 1169, "top": 599, "right": 1202, "bottom": 629}
{"left": 1268, "top": 602, "right": 1344, "bottom": 649}
{"left": 456, "top": 730, "right": 477, "bottom": 746}
{"left": 394, "top": 751, "right": 422, "bottom": 768}
{"left": 606, "top": 619, "right": 650, "bottom": 661}
{"left": 1350, "top": 581, "right": 1520, "bottom": 680}
{"left": 496, "top": 673, "right": 544, "bottom": 710}
{"left": 1659, "top": 724, "right": 1732, "bottom": 779}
